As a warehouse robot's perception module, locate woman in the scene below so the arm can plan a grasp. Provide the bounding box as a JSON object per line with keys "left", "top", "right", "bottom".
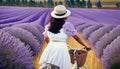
{"left": 39, "top": 5, "right": 91, "bottom": 69}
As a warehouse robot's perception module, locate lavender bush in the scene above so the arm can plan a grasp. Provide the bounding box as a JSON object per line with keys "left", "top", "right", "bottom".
{"left": 76, "top": 23, "right": 93, "bottom": 32}
{"left": 74, "top": 23, "right": 85, "bottom": 28}
{"left": 31, "top": 23, "right": 44, "bottom": 33}
{"left": 0, "top": 30, "right": 35, "bottom": 69}
{"left": 88, "top": 25, "right": 116, "bottom": 46}
{"left": 13, "top": 23, "right": 44, "bottom": 43}
{"left": 101, "top": 36, "right": 120, "bottom": 69}
{"left": 38, "top": 9, "right": 51, "bottom": 27}
{"left": 2, "top": 27, "right": 41, "bottom": 55}
{"left": 82, "top": 24, "right": 103, "bottom": 40}
{"left": 25, "top": 44, "right": 34, "bottom": 55}
{"left": 95, "top": 25, "right": 120, "bottom": 58}
{"left": 0, "top": 16, "right": 21, "bottom": 23}
{"left": 0, "top": 24, "right": 12, "bottom": 29}
{"left": 0, "top": 9, "right": 35, "bottom": 24}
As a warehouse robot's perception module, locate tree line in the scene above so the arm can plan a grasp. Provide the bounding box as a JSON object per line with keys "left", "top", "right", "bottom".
{"left": 0, "top": 0, "right": 119, "bottom": 8}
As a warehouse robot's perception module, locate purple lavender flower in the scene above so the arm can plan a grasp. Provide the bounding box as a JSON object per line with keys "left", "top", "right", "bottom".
{"left": 13, "top": 23, "right": 44, "bottom": 43}
{"left": 95, "top": 25, "right": 120, "bottom": 58}
{"left": 2, "top": 27, "right": 41, "bottom": 55}
{"left": 0, "top": 30, "right": 35, "bottom": 69}
{"left": 82, "top": 24, "right": 103, "bottom": 40}
{"left": 76, "top": 23, "right": 93, "bottom": 32}
{"left": 0, "top": 23, "right": 13, "bottom": 29}
{"left": 31, "top": 23, "right": 44, "bottom": 32}
{"left": 88, "top": 25, "right": 116, "bottom": 46}
{"left": 74, "top": 23, "right": 85, "bottom": 28}
{"left": 101, "top": 36, "right": 120, "bottom": 69}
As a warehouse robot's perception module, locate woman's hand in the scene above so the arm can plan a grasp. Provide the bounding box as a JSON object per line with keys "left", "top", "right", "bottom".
{"left": 45, "top": 37, "right": 49, "bottom": 44}
{"left": 86, "top": 47, "right": 91, "bottom": 51}
{"left": 73, "top": 35, "right": 91, "bottom": 51}
{"left": 84, "top": 46, "right": 91, "bottom": 51}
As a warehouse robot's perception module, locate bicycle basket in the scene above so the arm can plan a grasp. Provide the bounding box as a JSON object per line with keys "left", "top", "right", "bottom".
{"left": 69, "top": 49, "right": 88, "bottom": 67}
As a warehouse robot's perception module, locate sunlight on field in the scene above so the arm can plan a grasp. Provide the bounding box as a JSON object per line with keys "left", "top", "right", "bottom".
{"left": 34, "top": 32, "right": 105, "bottom": 69}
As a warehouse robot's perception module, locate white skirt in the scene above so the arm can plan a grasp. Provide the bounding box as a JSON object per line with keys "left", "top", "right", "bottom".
{"left": 39, "top": 41, "right": 71, "bottom": 69}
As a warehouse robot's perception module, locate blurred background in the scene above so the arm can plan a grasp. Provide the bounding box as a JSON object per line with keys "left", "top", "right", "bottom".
{"left": 0, "top": 0, "right": 120, "bottom": 8}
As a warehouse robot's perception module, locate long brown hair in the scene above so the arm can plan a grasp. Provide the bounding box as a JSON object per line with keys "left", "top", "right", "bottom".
{"left": 48, "top": 17, "right": 65, "bottom": 34}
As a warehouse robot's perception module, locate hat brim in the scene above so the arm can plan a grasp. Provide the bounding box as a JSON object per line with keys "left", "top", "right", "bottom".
{"left": 51, "top": 10, "right": 71, "bottom": 18}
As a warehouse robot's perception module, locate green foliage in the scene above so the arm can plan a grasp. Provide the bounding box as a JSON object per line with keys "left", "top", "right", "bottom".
{"left": 0, "top": 0, "right": 3, "bottom": 3}
{"left": 116, "top": 2, "right": 120, "bottom": 8}
{"left": 39, "top": 1, "right": 44, "bottom": 7}
{"left": 47, "top": 0, "right": 54, "bottom": 7}
{"left": 6, "top": 0, "right": 10, "bottom": 5}
{"left": 87, "top": 0, "right": 92, "bottom": 8}
{"left": 43, "top": 1, "right": 47, "bottom": 7}
{"left": 0, "top": 0, "right": 102, "bottom": 8}
{"left": 75, "top": 0, "right": 80, "bottom": 7}
{"left": 58, "top": 1, "right": 63, "bottom": 5}
{"left": 29, "top": 0, "right": 36, "bottom": 7}
{"left": 81, "top": 0, "right": 86, "bottom": 8}
{"left": 54, "top": 2, "right": 58, "bottom": 6}
{"left": 16, "top": 0, "right": 20, "bottom": 5}
{"left": 10, "top": 0, "right": 15, "bottom": 6}
{"left": 96, "top": 0, "right": 102, "bottom": 8}
{"left": 70, "top": 0, "right": 75, "bottom": 7}
{"left": 0, "top": 0, "right": 4, "bottom": 6}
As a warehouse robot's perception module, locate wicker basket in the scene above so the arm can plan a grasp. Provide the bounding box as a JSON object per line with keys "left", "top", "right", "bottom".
{"left": 69, "top": 49, "right": 88, "bottom": 67}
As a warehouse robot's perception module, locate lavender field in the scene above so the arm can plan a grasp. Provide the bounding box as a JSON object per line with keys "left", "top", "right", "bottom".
{"left": 0, "top": 6, "right": 120, "bottom": 69}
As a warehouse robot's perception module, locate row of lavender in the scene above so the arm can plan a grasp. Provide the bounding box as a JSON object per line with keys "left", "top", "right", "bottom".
{"left": 0, "top": 23, "right": 44, "bottom": 69}
{"left": 0, "top": 6, "right": 120, "bottom": 69}
{"left": 0, "top": 6, "right": 120, "bottom": 28}
{"left": 76, "top": 23, "right": 120, "bottom": 69}
{"left": 0, "top": 7, "right": 51, "bottom": 69}
{"left": 0, "top": 7, "right": 52, "bottom": 29}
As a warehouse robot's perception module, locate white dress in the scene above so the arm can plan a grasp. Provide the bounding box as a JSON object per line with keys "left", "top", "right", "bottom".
{"left": 39, "top": 28, "right": 71, "bottom": 69}
{"left": 39, "top": 22, "right": 78, "bottom": 69}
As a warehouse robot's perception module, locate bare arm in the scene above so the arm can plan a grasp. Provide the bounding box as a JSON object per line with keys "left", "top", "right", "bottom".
{"left": 44, "top": 37, "right": 49, "bottom": 44}
{"left": 73, "top": 35, "right": 91, "bottom": 51}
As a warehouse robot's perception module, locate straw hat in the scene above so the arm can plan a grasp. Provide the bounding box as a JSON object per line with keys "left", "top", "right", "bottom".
{"left": 51, "top": 5, "right": 71, "bottom": 18}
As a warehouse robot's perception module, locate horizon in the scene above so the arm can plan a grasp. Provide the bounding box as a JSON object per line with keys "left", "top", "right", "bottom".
{"left": 34, "top": 0, "right": 120, "bottom": 7}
